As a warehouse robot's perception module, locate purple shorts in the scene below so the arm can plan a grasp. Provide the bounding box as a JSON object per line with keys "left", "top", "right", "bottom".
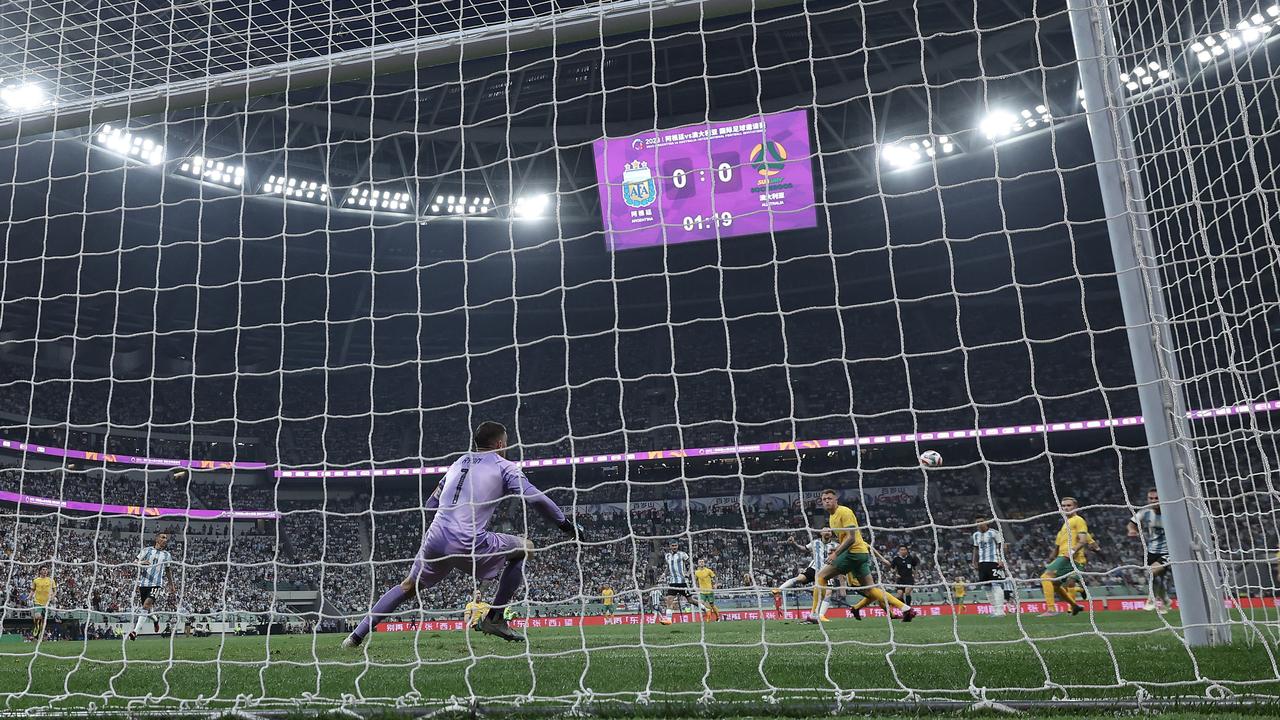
{"left": 408, "top": 529, "right": 524, "bottom": 586}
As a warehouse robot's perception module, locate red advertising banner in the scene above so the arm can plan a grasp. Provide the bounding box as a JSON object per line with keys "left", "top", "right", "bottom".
{"left": 375, "top": 596, "right": 1278, "bottom": 633}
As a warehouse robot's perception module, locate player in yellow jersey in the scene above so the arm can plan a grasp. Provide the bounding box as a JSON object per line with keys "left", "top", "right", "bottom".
{"left": 693, "top": 561, "right": 720, "bottom": 621}
{"left": 1039, "top": 496, "right": 1088, "bottom": 617}
{"left": 31, "top": 566, "right": 55, "bottom": 640}
{"left": 463, "top": 591, "right": 491, "bottom": 628}
{"left": 954, "top": 578, "right": 967, "bottom": 605}
{"left": 807, "top": 489, "right": 916, "bottom": 624}
{"left": 601, "top": 585, "right": 615, "bottom": 621}
{"left": 845, "top": 547, "right": 895, "bottom": 619}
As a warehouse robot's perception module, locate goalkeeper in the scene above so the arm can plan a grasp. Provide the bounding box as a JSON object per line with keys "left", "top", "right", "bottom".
{"left": 344, "top": 421, "right": 584, "bottom": 646}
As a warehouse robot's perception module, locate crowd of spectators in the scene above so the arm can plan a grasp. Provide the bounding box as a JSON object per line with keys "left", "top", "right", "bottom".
{"left": 0, "top": 320, "right": 1146, "bottom": 470}
{"left": 3, "top": 439, "right": 1278, "bottom": 630}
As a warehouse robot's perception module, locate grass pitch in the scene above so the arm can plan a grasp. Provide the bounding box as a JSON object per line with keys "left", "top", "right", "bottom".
{"left": 3, "top": 611, "right": 1280, "bottom": 715}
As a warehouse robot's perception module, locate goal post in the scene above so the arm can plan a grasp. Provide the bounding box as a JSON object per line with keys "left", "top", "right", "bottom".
{"left": 1067, "top": 0, "right": 1231, "bottom": 646}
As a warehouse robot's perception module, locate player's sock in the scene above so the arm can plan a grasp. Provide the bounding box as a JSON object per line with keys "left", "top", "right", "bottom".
{"left": 851, "top": 595, "right": 874, "bottom": 611}
{"left": 811, "top": 576, "right": 827, "bottom": 615}
{"left": 867, "top": 588, "right": 908, "bottom": 611}
{"left": 992, "top": 585, "right": 1006, "bottom": 615}
{"left": 1054, "top": 584, "right": 1078, "bottom": 607}
{"left": 664, "top": 607, "right": 673, "bottom": 620}
{"left": 779, "top": 577, "right": 799, "bottom": 590}
{"left": 132, "top": 613, "right": 149, "bottom": 635}
{"left": 352, "top": 584, "right": 409, "bottom": 640}
{"left": 487, "top": 558, "right": 526, "bottom": 622}
{"left": 816, "top": 597, "right": 830, "bottom": 619}
{"left": 1154, "top": 573, "right": 1168, "bottom": 603}
{"left": 1040, "top": 578, "right": 1057, "bottom": 609}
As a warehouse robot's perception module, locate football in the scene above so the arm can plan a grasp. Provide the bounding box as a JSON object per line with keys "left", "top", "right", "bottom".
{"left": 919, "top": 450, "right": 943, "bottom": 467}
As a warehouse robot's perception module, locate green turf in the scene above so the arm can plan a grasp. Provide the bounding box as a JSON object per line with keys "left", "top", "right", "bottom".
{"left": 3, "top": 612, "right": 1280, "bottom": 714}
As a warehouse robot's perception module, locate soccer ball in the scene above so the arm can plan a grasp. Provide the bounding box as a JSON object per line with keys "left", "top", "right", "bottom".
{"left": 919, "top": 450, "right": 943, "bottom": 467}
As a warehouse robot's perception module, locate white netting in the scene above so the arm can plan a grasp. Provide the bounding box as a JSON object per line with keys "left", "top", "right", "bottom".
{"left": 1107, "top": 0, "right": 1280, "bottom": 628}
{"left": 0, "top": 0, "right": 1278, "bottom": 712}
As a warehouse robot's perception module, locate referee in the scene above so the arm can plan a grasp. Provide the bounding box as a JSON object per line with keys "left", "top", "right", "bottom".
{"left": 890, "top": 545, "right": 920, "bottom": 607}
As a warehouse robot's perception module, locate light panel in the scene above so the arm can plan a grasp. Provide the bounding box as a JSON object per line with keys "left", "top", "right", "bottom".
{"left": 94, "top": 124, "right": 164, "bottom": 164}
{"left": 263, "top": 174, "right": 329, "bottom": 202}
{"left": 178, "top": 156, "right": 244, "bottom": 188}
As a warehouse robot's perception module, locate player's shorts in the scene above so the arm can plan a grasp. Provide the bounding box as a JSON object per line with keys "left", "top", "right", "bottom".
{"left": 668, "top": 582, "right": 692, "bottom": 598}
{"left": 978, "top": 561, "right": 1001, "bottom": 583}
{"left": 799, "top": 566, "right": 817, "bottom": 584}
{"left": 603, "top": 604, "right": 614, "bottom": 614}
{"left": 1043, "top": 556, "right": 1081, "bottom": 578}
{"left": 137, "top": 586, "right": 162, "bottom": 604}
{"left": 31, "top": 600, "right": 50, "bottom": 615}
{"left": 1144, "top": 551, "right": 1168, "bottom": 567}
{"left": 831, "top": 551, "right": 873, "bottom": 579}
{"left": 410, "top": 530, "right": 525, "bottom": 586}
{"left": 699, "top": 592, "right": 715, "bottom": 605}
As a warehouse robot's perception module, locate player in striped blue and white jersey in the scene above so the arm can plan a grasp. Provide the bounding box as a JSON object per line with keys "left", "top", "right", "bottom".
{"left": 129, "top": 532, "right": 174, "bottom": 641}
{"left": 971, "top": 519, "right": 1008, "bottom": 617}
{"left": 1128, "top": 488, "right": 1170, "bottom": 613}
{"left": 659, "top": 542, "right": 692, "bottom": 625}
{"left": 775, "top": 529, "right": 837, "bottom": 611}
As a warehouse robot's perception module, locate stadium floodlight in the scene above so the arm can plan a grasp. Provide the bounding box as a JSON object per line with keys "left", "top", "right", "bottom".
{"left": 94, "top": 124, "right": 164, "bottom": 164}
{"left": 178, "top": 156, "right": 244, "bottom": 188}
{"left": 262, "top": 174, "right": 328, "bottom": 203}
{"left": 0, "top": 82, "right": 47, "bottom": 112}
{"left": 979, "top": 110, "right": 1017, "bottom": 140}
{"left": 1191, "top": 16, "right": 1273, "bottom": 64}
{"left": 427, "top": 191, "right": 491, "bottom": 216}
{"left": 981, "top": 105, "right": 1052, "bottom": 141}
{"left": 513, "top": 193, "right": 550, "bottom": 218}
{"left": 1120, "top": 61, "right": 1173, "bottom": 92}
{"left": 880, "top": 135, "right": 957, "bottom": 169}
{"left": 343, "top": 185, "right": 413, "bottom": 213}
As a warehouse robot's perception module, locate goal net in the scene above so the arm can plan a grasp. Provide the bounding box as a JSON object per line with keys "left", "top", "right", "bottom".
{"left": 0, "top": 0, "right": 1278, "bottom": 712}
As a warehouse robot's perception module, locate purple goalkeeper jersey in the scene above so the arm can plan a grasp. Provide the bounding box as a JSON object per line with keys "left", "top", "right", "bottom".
{"left": 425, "top": 451, "right": 566, "bottom": 547}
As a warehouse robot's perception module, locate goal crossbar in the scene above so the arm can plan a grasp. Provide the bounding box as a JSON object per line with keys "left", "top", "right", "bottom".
{"left": 0, "top": 0, "right": 802, "bottom": 142}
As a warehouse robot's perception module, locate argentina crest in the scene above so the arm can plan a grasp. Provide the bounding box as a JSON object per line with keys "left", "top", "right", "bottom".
{"left": 621, "top": 160, "right": 657, "bottom": 208}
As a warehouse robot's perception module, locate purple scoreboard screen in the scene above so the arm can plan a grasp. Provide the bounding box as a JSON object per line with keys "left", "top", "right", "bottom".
{"left": 592, "top": 110, "right": 818, "bottom": 251}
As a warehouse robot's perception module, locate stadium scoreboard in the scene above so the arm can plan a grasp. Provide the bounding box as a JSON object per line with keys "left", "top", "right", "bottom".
{"left": 593, "top": 110, "right": 818, "bottom": 250}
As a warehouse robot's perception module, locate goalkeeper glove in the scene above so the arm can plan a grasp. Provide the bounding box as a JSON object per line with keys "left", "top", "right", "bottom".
{"left": 558, "top": 519, "right": 587, "bottom": 540}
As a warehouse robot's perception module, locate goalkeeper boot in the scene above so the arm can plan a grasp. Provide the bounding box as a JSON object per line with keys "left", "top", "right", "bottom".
{"left": 900, "top": 608, "right": 918, "bottom": 623}
{"left": 477, "top": 615, "right": 525, "bottom": 643}
{"left": 1070, "top": 603, "right": 1085, "bottom": 617}
{"left": 341, "top": 634, "right": 363, "bottom": 650}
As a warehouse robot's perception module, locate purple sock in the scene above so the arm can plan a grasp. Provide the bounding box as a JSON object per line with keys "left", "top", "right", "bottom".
{"left": 489, "top": 558, "right": 526, "bottom": 619}
{"left": 352, "top": 584, "right": 409, "bottom": 639}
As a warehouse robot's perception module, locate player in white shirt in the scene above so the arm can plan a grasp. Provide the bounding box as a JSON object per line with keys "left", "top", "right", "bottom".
{"left": 129, "top": 532, "right": 175, "bottom": 641}
{"left": 774, "top": 529, "right": 837, "bottom": 611}
{"left": 659, "top": 541, "right": 692, "bottom": 625}
{"left": 648, "top": 587, "right": 664, "bottom": 624}
{"left": 971, "top": 518, "right": 1008, "bottom": 617}
{"left": 1128, "top": 488, "right": 1170, "bottom": 613}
